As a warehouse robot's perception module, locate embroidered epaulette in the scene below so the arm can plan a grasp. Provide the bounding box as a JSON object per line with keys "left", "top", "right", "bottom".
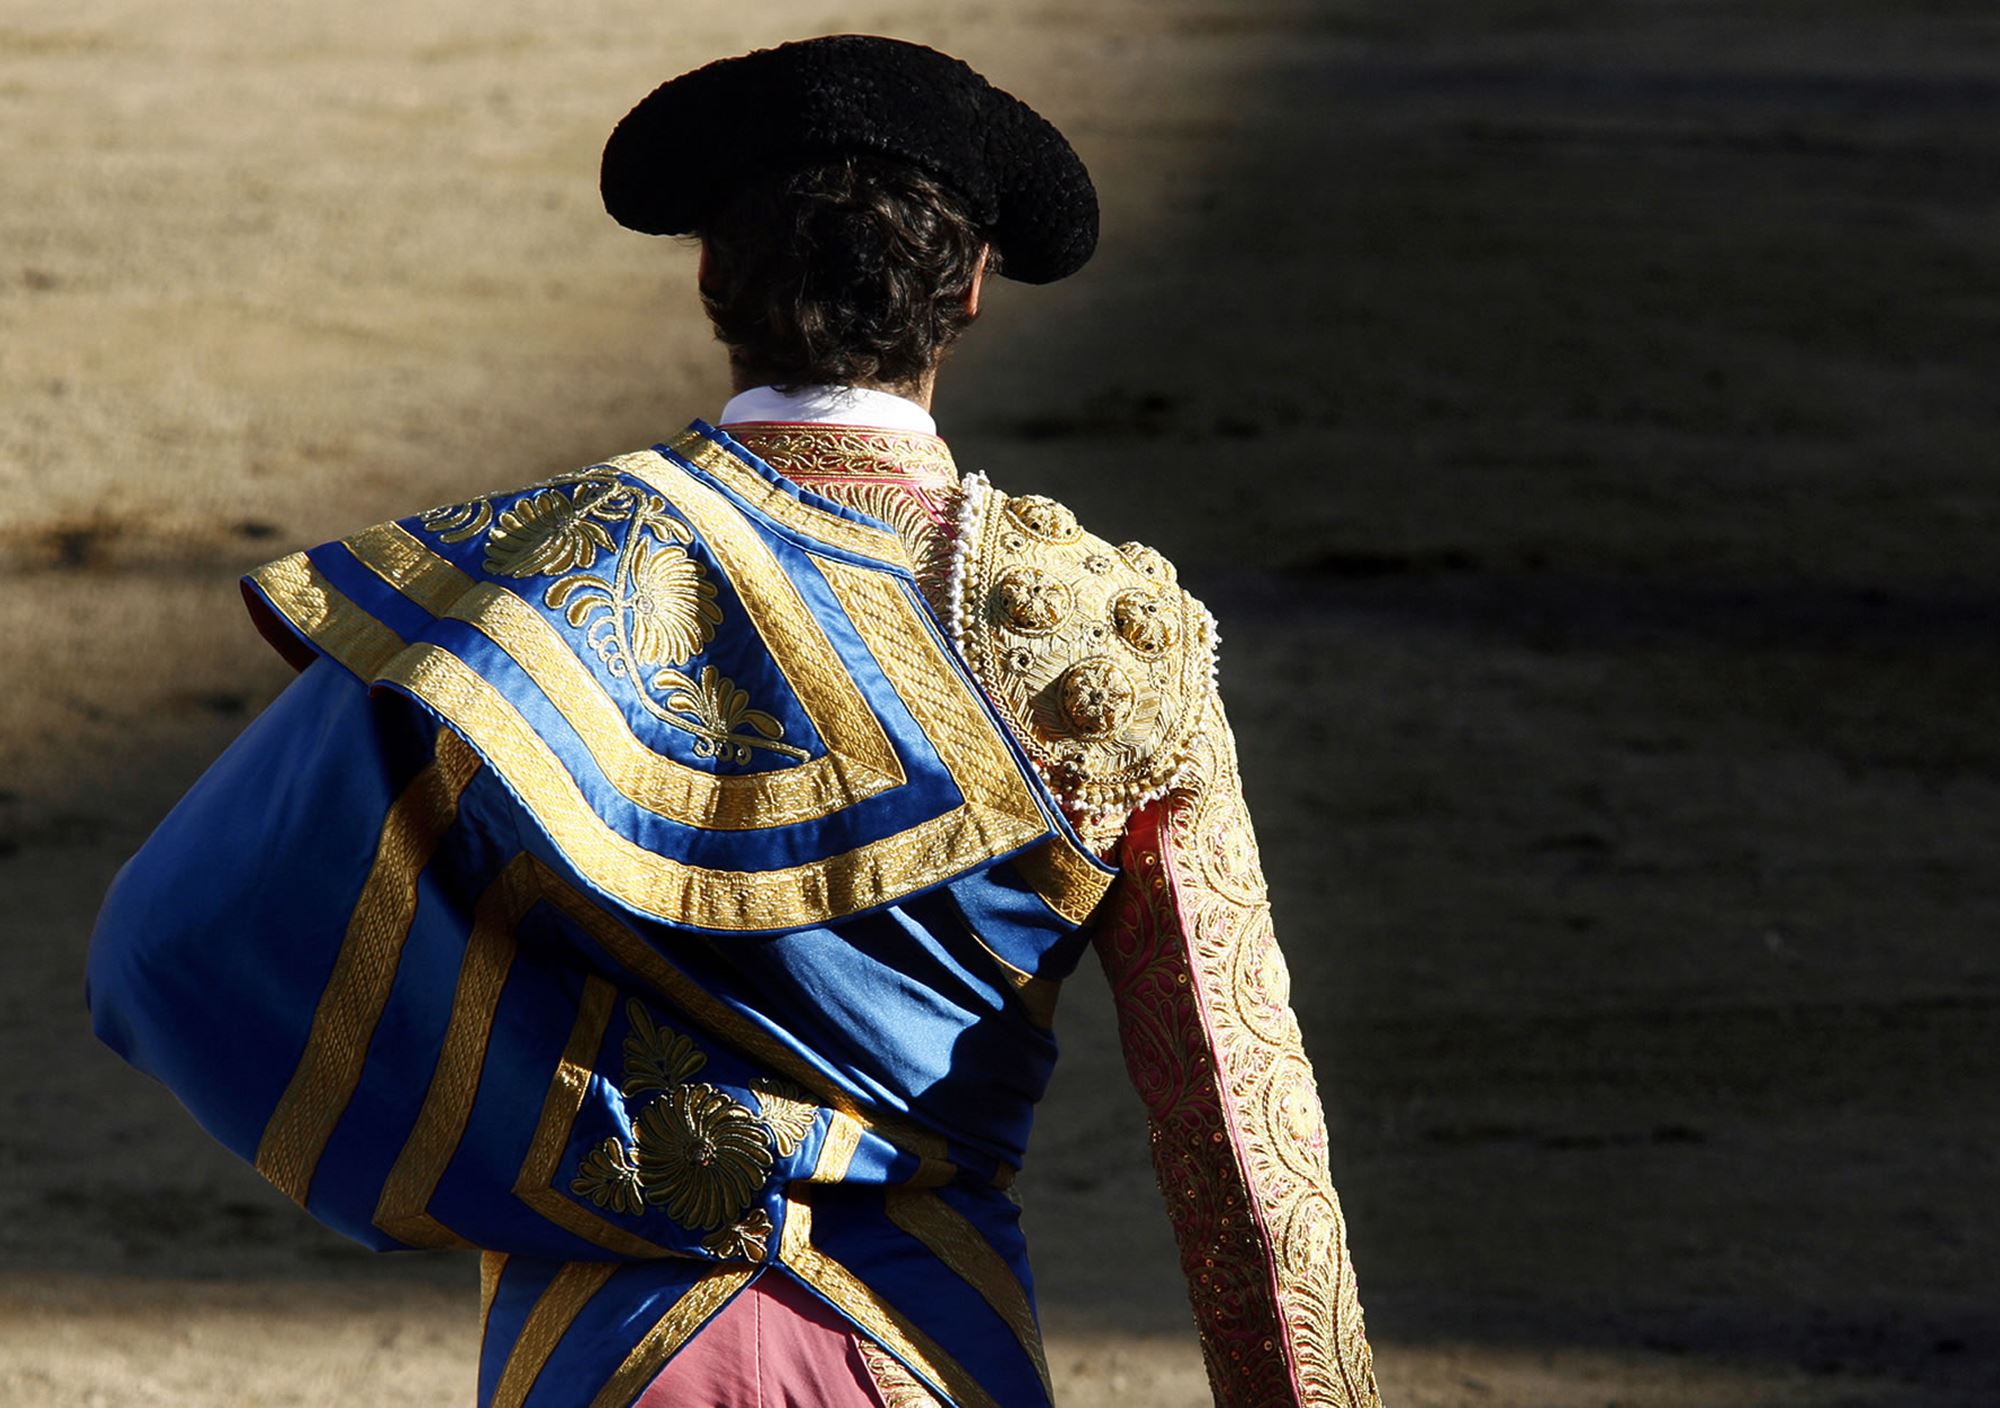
{"left": 942, "top": 476, "right": 1218, "bottom": 837}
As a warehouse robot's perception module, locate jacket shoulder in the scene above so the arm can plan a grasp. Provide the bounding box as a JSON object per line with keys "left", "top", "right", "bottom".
{"left": 941, "top": 476, "right": 1218, "bottom": 836}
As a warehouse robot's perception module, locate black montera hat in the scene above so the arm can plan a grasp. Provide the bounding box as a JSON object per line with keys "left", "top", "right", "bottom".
{"left": 600, "top": 35, "right": 1097, "bottom": 285}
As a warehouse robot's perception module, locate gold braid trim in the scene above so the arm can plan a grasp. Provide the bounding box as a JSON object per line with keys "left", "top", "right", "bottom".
{"left": 884, "top": 1189, "right": 1054, "bottom": 1402}
{"left": 490, "top": 1260, "right": 619, "bottom": 1408}
{"left": 586, "top": 1264, "right": 759, "bottom": 1408}
{"left": 1097, "top": 685, "right": 1381, "bottom": 1408}
{"left": 252, "top": 726, "right": 483, "bottom": 1204}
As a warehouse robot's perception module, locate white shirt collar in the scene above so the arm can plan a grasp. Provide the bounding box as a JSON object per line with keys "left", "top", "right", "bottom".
{"left": 718, "top": 384, "right": 938, "bottom": 435}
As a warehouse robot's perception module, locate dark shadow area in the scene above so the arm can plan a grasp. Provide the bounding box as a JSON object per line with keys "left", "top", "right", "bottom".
{"left": 986, "top": 3, "right": 2000, "bottom": 1405}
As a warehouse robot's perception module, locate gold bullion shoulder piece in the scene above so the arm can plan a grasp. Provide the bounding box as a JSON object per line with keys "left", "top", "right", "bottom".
{"left": 941, "top": 477, "right": 1218, "bottom": 835}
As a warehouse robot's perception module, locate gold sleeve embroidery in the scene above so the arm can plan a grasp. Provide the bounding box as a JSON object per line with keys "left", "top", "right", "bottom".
{"left": 1095, "top": 684, "right": 1382, "bottom": 1408}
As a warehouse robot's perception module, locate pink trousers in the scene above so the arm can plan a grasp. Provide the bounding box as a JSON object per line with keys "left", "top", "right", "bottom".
{"left": 632, "top": 1270, "right": 892, "bottom": 1408}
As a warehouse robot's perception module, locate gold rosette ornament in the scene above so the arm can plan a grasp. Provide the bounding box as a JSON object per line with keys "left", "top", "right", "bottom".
{"left": 626, "top": 539, "right": 722, "bottom": 665}
{"left": 634, "top": 1082, "right": 776, "bottom": 1230}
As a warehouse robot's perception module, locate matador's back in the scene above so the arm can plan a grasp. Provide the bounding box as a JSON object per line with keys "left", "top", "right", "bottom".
{"left": 88, "top": 416, "right": 1381, "bottom": 1408}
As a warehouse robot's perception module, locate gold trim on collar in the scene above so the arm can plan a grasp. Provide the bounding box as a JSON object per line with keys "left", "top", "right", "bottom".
{"left": 724, "top": 423, "right": 961, "bottom": 579}
{"left": 722, "top": 423, "right": 958, "bottom": 491}
{"left": 670, "top": 430, "right": 911, "bottom": 566}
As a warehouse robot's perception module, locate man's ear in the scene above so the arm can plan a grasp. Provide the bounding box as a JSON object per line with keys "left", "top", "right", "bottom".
{"left": 966, "top": 244, "right": 989, "bottom": 318}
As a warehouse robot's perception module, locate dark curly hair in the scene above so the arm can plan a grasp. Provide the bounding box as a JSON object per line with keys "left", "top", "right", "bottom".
{"left": 695, "top": 155, "right": 996, "bottom": 392}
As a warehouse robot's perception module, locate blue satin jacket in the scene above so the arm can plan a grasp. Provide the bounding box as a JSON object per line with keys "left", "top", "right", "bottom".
{"left": 86, "top": 423, "right": 1116, "bottom": 1408}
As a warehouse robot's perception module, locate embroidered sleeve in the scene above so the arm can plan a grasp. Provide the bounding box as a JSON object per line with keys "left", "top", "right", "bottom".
{"left": 1094, "top": 682, "right": 1383, "bottom": 1407}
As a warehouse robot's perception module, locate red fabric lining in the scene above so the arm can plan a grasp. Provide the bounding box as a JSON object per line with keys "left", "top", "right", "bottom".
{"left": 633, "top": 1271, "right": 886, "bottom": 1408}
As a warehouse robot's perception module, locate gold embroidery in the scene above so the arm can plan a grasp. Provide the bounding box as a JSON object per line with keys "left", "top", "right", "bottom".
{"left": 429, "top": 464, "right": 798, "bottom": 765}
{"left": 807, "top": 1109, "right": 865, "bottom": 1184}
{"left": 420, "top": 494, "right": 494, "bottom": 544}
{"left": 571, "top": 1136, "right": 647, "bottom": 1218}
{"left": 857, "top": 1337, "right": 945, "bottom": 1408}
{"left": 246, "top": 550, "right": 406, "bottom": 678}
{"left": 341, "top": 523, "right": 904, "bottom": 830}
{"left": 993, "top": 565, "right": 1072, "bottom": 634}
{"left": 365, "top": 640, "right": 1046, "bottom": 932}
{"left": 515, "top": 974, "right": 677, "bottom": 1259}
{"left": 567, "top": 995, "right": 804, "bottom": 1246}
{"left": 372, "top": 854, "right": 535, "bottom": 1247}
{"left": 943, "top": 476, "right": 1217, "bottom": 838}
{"left": 657, "top": 664, "right": 790, "bottom": 764}
{"left": 484, "top": 484, "right": 620, "bottom": 578}
{"left": 1057, "top": 656, "right": 1137, "bottom": 735}
{"left": 724, "top": 422, "right": 959, "bottom": 587}
{"left": 816, "top": 561, "right": 1045, "bottom": 826}
{"left": 700, "top": 1206, "right": 774, "bottom": 1261}
{"left": 1099, "top": 686, "right": 1381, "bottom": 1408}
{"left": 676, "top": 429, "right": 912, "bottom": 565}
{"left": 619, "top": 536, "right": 723, "bottom": 665}
{"left": 252, "top": 726, "right": 483, "bottom": 1205}
{"left": 633, "top": 1082, "right": 774, "bottom": 1231}
{"left": 965, "top": 932, "right": 1062, "bottom": 1031}
{"left": 883, "top": 1190, "right": 1053, "bottom": 1402}
{"left": 622, "top": 996, "right": 708, "bottom": 1097}
{"left": 1002, "top": 494, "right": 1081, "bottom": 544}
{"left": 723, "top": 423, "right": 958, "bottom": 487}
{"left": 585, "top": 1265, "right": 758, "bottom": 1408}
{"left": 751, "top": 1075, "right": 818, "bottom": 1157}
{"left": 528, "top": 869, "right": 957, "bottom": 1183}
{"left": 478, "top": 1251, "right": 506, "bottom": 1349}
{"left": 1111, "top": 588, "right": 1179, "bottom": 657}
{"left": 778, "top": 1196, "right": 998, "bottom": 1408}
{"left": 835, "top": 480, "right": 946, "bottom": 563}
{"left": 250, "top": 449, "right": 1058, "bottom": 931}
{"left": 491, "top": 1260, "right": 619, "bottom": 1408}
{"left": 1009, "top": 835, "right": 1115, "bottom": 928}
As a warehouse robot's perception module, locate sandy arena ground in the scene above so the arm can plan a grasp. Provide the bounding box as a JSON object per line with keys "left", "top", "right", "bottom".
{"left": 3, "top": 2, "right": 1997, "bottom": 1404}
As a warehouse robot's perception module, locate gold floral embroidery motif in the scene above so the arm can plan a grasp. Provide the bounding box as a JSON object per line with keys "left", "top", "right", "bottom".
{"left": 420, "top": 459, "right": 805, "bottom": 766}
{"left": 750, "top": 1075, "right": 818, "bottom": 1158}
{"left": 1003, "top": 494, "right": 1081, "bottom": 544}
{"left": 993, "top": 566, "right": 1072, "bottom": 634}
{"left": 701, "top": 1206, "right": 774, "bottom": 1261}
{"left": 634, "top": 1084, "right": 774, "bottom": 1231}
{"left": 621, "top": 999, "right": 707, "bottom": 1097}
{"left": 1058, "top": 657, "right": 1138, "bottom": 736}
{"left": 566, "top": 996, "right": 824, "bottom": 1257}
{"left": 487, "top": 487, "right": 619, "bottom": 577}
{"left": 572, "top": 1136, "right": 646, "bottom": 1217}
{"left": 943, "top": 477, "right": 1217, "bottom": 841}
{"left": 1098, "top": 685, "right": 1381, "bottom": 1408}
